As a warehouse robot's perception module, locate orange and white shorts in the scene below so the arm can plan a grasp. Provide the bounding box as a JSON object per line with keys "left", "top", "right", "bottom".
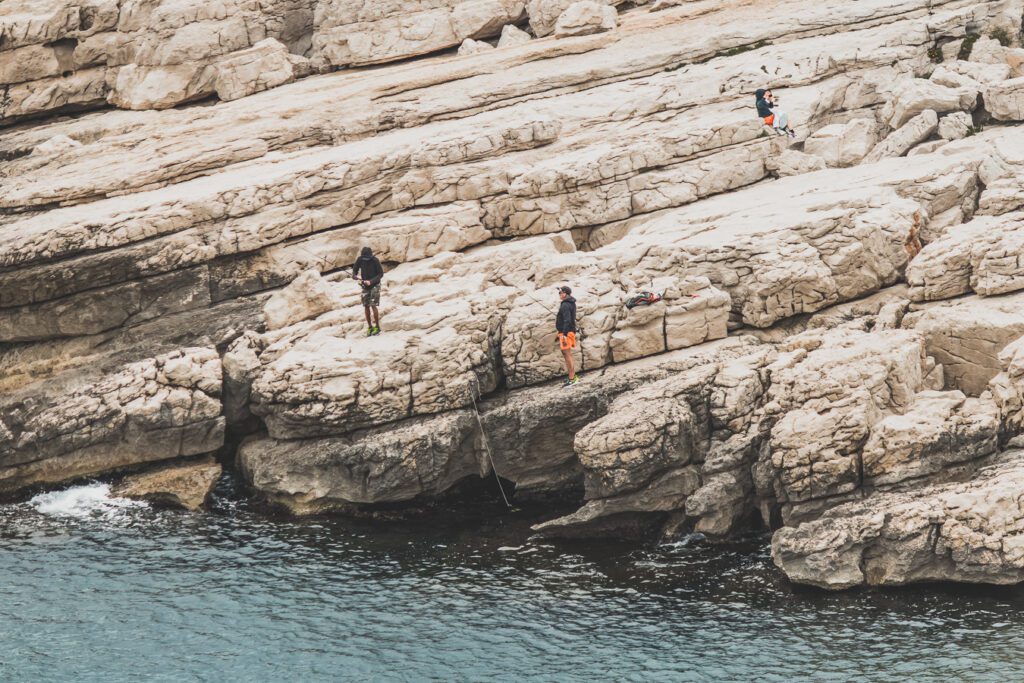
{"left": 558, "top": 332, "right": 576, "bottom": 350}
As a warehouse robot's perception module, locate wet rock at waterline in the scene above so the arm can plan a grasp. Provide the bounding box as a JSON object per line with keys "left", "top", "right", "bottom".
{"left": 112, "top": 457, "right": 223, "bottom": 511}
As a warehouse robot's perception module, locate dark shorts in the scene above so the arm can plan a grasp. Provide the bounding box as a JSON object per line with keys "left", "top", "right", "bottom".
{"left": 361, "top": 283, "right": 380, "bottom": 307}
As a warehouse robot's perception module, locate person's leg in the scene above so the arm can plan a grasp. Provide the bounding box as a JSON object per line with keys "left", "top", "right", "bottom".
{"left": 774, "top": 111, "right": 794, "bottom": 135}
{"left": 561, "top": 347, "right": 575, "bottom": 380}
{"left": 371, "top": 305, "right": 380, "bottom": 328}
{"left": 363, "top": 305, "right": 372, "bottom": 327}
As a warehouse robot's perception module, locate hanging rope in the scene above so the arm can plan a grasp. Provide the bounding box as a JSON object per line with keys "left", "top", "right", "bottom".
{"left": 468, "top": 379, "right": 513, "bottom": 510}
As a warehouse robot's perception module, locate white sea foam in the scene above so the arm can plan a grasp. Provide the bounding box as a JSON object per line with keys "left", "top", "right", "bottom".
{"left": 30, "top": 483, "right": 146, "bottom": 519}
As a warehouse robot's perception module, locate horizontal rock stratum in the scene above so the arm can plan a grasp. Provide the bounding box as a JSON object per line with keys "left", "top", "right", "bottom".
{"left": 6, "top": 0, "right": 1024, "bottom": 590}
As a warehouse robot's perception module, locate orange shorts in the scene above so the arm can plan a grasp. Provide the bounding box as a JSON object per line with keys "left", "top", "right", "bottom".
{"left": 763, "top": 114, "right": 775, "bottom": 126}
{"left": 558, "top": 331, "right": 576, "bottom": 350}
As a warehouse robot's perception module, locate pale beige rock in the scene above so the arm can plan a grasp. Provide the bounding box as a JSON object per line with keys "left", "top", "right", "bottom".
{"left": 906, "top": 212, "right": 1024, "bottom": 301}
{"left": 263, "top": 269, "right": 339, "bottom": 331}
{"left": 212, "top": 38, "right": 296, "bottom": 102}
{"left": 942, "top": 60, "right": 1011, "bottom": 84}
{"left": 938, "top": 111, "right": 973, "bottom": 140}
{"left": 969, "top": 35, "right": 1008, "bottom": 64}
{"left": 864, "top": 109, "right": 939, "bottom": 162}
{"left": 554, "top": 1, "right": 618, "bottom": 37}
{"left": 930, "top": 65, "right": 980, "bottom": 89}
{"left": 0, "top": 348, "right": 224, "bottom": 494}
{"left": 989, "top": 336, "right": 1024, "bottom": 434}
{"left": 497, "top": 24, "right": 532, "bottom": 47}
{"left": 32, "top": 134, "right": 82, "bottom": 156}
{"left": 861, "top": 390, "right": 999, "bottom": 486}
{"left": 766, "top": 148, "right": 827, "bottom": 176}
{"left": 984, "top": 77, "right": 1024, "bottom": 120}
{"left": 803, "top": 118, "right": 878, "bottom": 167}
{"left": 238, "top": 411, "right": 485, "bottom": 511}
{"left": 533, "top": 341, "right": 773, "bottom": 538}
{"left": 5, "top": 0, "right": 1024, "bottom": 573}
{"left": 773, "top": 450, "right": 1024, "bottom": 589}
{"left": 113, "top": 457, "right": 222, "bottom": 510}
{"left": 881, "top": 79, "right": 975, "bottom": 128}
{"left": 907, "top": 140, "right": 948, "bottom": 156}
{"left": 0, "top": 0, "right": 322, "bottom": 120}
{"left": 528, "top": 0, "right": 617, "bottom": 36}
{"left": 757, "top": 328, "right": 936, "bottom": 520}
{"left": 459, "top": 38, "right": 496, "bottom": 56}
{"left": 902, "top": 292, "right": 1024, "bottom": 394}
{"left": 314, "top": 0, "right": 527, "bottom": 68}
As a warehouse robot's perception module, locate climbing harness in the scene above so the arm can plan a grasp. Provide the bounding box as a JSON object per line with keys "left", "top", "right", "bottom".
{"left": 468, "top": 378, "right": 517, "bottom": 512}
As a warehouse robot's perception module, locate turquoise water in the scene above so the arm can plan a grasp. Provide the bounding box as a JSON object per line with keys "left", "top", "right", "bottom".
{"left": 2, "top": 477, "right": 1023, "bottom": 682}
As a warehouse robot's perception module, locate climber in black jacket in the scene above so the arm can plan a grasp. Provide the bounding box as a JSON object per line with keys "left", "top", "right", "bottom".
{"left": 352, "top": 246, "right": 384, "bottom": 336}
{"left": 555, "top": 286, "right": 579, "bottom": 386}
{"left": 755, "top": 88, "right": 795, "bottom": 138}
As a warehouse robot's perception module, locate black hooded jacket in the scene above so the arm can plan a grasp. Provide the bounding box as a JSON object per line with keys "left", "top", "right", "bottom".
{"left": 556, "top": 296, "right": 577, "bottom": 334}
{"left": 755, "top": 89, "right": 774, "bottom": 118}
{"left": 353, "top": 254, "right": 383, "bottom": 286}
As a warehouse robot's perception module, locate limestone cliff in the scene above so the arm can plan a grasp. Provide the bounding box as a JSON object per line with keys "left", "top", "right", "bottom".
{"left": 6, "top": 0, "right": 1024, "bottom": 588}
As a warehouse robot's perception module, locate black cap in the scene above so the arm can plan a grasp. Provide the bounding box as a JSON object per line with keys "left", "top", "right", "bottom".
{"left": 558, "top": 286, "right": 572, "bottom": 295}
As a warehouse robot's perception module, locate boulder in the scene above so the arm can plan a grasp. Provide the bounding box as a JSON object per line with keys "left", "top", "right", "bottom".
{"left": 864, "top": 109, "right": 939, "bottom": 162}
{"left": 990, "top": 336, "right": 1024, "bottom": 435}
{"left": 212, "top": 38, "right": 296, "bottom": 102}
{"left": 902, "top": 292, "right": 1024, "bottom": 395}
{"left": 112, "top": 457, "right": 222, "bottom": 511}
{"left": 881, "top": 79, "right": 975, "bottom": 128}
{"left": 554, "top": 1, "right": 619, "bottom": 38}
{"left": 528, "top": 0, "right": 618, "bottom": 36}
{"left": 943, "top": 60, "right": 1011, "bottom": 84}
{"left": 983, "top": 77, "right": 1024, "bottom": 121}
{"left": 238, "top": 411, "right": 484, "bottom": 513}
{"left": 766, "top": 149, "right": 827, "bottom": 176}
{"left": 968, "top": 36, "right": 1008, "bottom": 64}
{"left": 262, "top": 269, "right": 339, "bottom": 331}
{"left": 497, "top": 24, "right": 533, "bottom": 47}
{"left": 533, "top": 341, "right": 773, "bottom": 538}
{"left": 314, "top": 0, "right": 527, "bottom": 68}
{"left": 459, "top": 39, "right": 496, "bottom": 56}
{"left": 860, "top": 390, "right": 999, "bottom": 487}
{"left": 803, "top": 118, "right": 878, "bottom": 167}
{"left": 907, "top": 140, "right": 947, "bottom": 156}
{"left": 937, "top": 111, "right": 973, "bottom": 140}
{"left": 772, "top": 450, "right": 1024, "bottom": 589}
{"left": 757, "top": 330, "right": 928, "bottom": 504}
{"left": 906, "top": 212, "right": 1024, "bottom": 301}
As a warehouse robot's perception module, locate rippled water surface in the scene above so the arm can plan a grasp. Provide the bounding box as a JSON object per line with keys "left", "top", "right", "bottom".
{"left": 3, "top": 477, "right": 1024, "bottom": 682}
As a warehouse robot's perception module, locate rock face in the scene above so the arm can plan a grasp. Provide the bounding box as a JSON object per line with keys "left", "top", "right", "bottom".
{"left": 773, "top": 451, "right": 1024, "bottom": 589}
{"left": 0, "top": 348, "right": 224, "bottom": 496}
{"left": 803, "top": 119, "right": 879, "bottom": 167}
{"left": 7, "top": 0, "right": 1024, "bottom": 591}
{"left": 113, "top": 457, "right": 223, "bottom": 511}
{"left": 554, "top": 1, "right": 619, "bottom": 37}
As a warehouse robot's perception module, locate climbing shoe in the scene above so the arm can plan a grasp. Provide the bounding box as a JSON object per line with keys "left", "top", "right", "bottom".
{"left": 562, "top": 376, "right": 580, "bottom": 387}
{"left": 365, "top": 327, "right": 375, "bottom": 337}
{"left": 371, "top": 326, "right": 381, "bottom": 336}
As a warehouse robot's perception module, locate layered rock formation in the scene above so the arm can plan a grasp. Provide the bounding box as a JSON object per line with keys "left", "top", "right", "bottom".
{"left": 6, "top": 0, "right": 1024, "bottom": 590}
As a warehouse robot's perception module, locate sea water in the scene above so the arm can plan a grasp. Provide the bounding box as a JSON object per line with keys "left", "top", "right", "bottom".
{"left": 2, "top": 476, "right": 1023, "bottom": 682}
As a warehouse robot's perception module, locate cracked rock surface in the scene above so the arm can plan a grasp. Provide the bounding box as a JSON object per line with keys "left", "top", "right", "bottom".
{"left": 7, "top": 0, "right": 1024, "bottom": 590}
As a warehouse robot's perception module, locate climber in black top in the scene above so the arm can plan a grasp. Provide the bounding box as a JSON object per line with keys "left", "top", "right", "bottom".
{"left": 556, "top": 286, "right": 579, "bottom": 386}
{"left": 352, "top": 246, "right": 384, "bottom": 336}
{"left": 755, "top": 88, "right": 795, "bottom": 138}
